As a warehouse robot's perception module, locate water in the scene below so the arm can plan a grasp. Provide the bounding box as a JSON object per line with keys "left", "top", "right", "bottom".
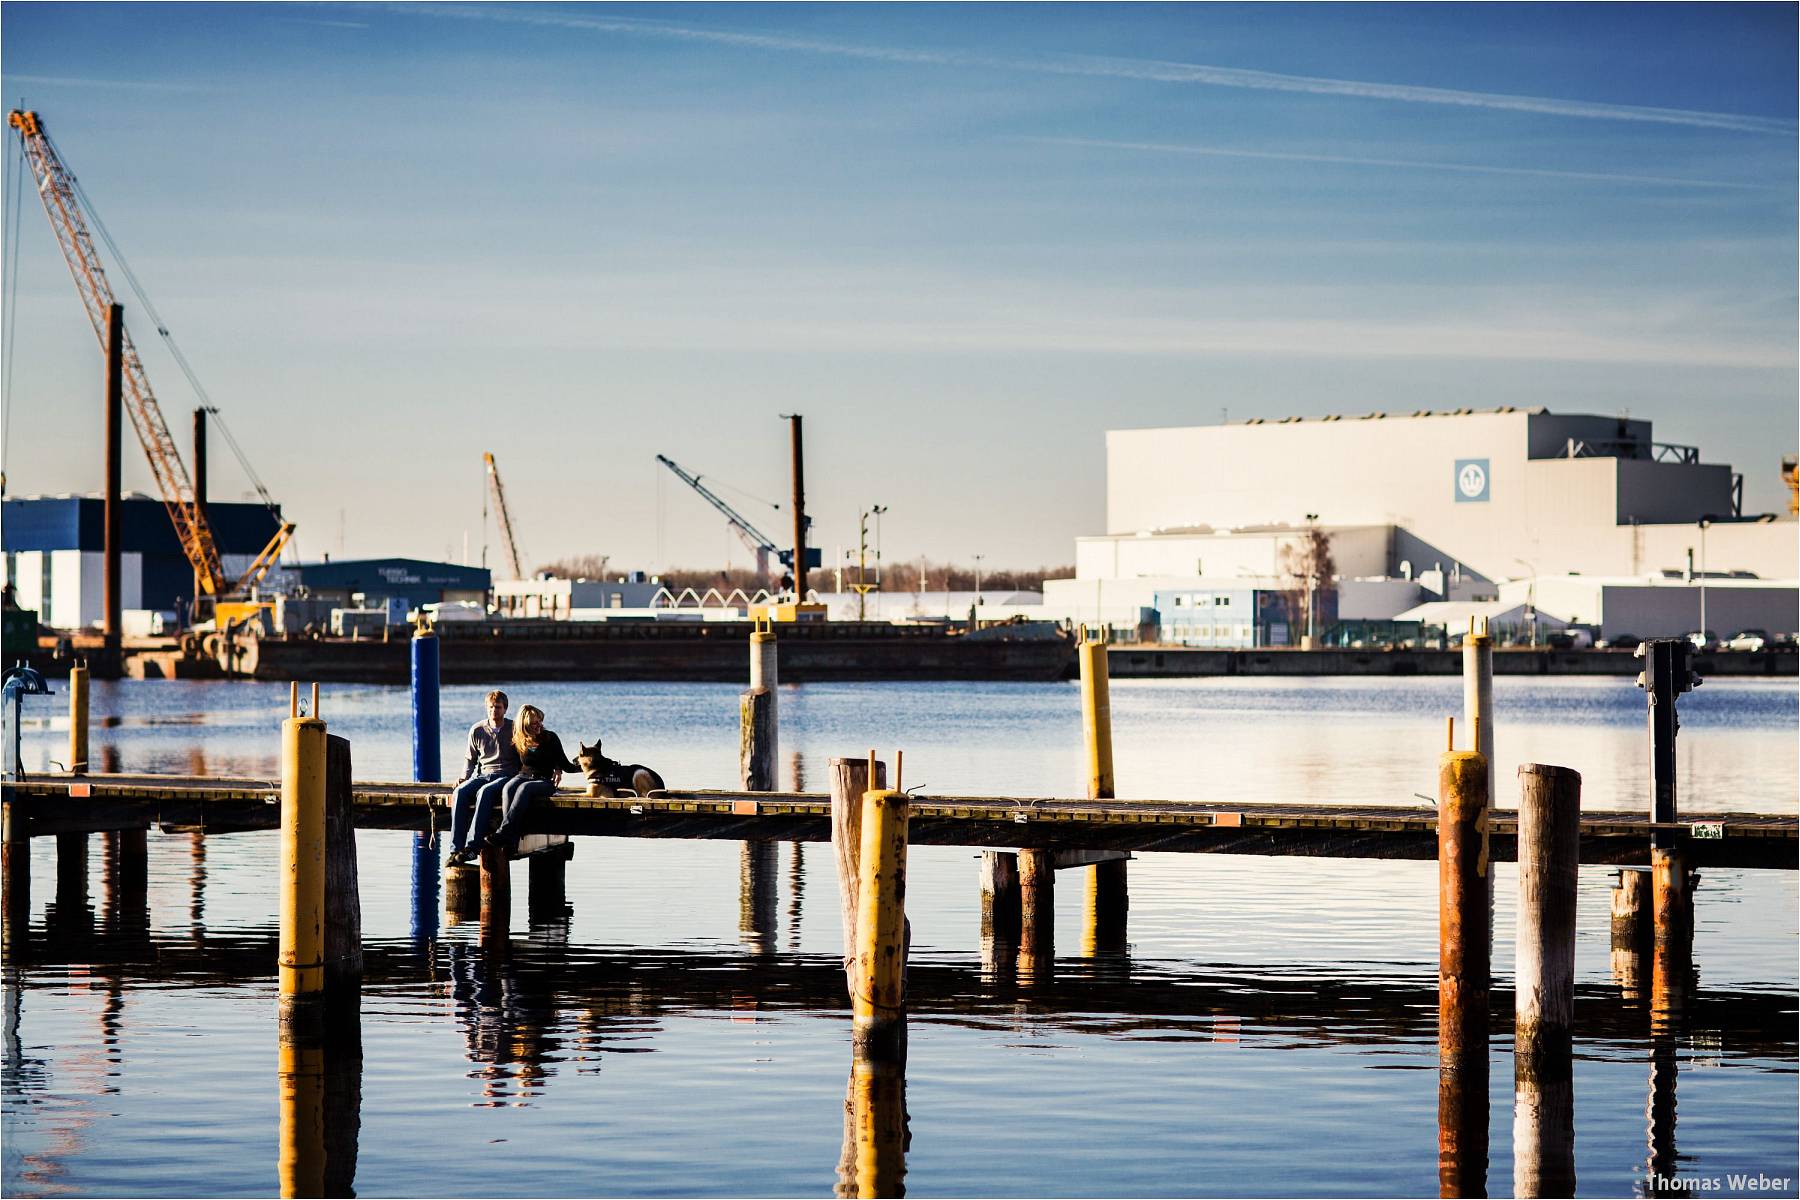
{"left": 4, "top": 676, "right": 1796, "bottom": 1197}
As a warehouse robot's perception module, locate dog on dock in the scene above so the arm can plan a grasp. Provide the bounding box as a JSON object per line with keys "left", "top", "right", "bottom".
{"left": 576, "top": 740, "right": 667, "bottom": 798}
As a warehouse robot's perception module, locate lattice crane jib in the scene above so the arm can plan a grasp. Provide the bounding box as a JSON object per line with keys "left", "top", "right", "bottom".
{"left": 9, "top": 109, "right": 230, "bottom": 595}
{"left": 484, "top": 452, "right": 525, "bottom": 581}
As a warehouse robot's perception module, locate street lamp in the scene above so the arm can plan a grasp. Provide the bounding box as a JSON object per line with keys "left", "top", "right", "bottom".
{"left": 973, "top": 554, "right": 985, "bottom": 611}
{"left": 872, "top": 505, "right": 888, "bottom": 587}
{"left": 1698, "top": 516, "right": 1716, "bottom": 646}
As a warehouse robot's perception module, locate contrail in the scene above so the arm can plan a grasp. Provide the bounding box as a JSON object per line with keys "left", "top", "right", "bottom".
{"left": 380, "top": 3, "right": 1795, "bottom": 137}
{"left": 1033, "top": 136, "right": 1779, "bottom": 191}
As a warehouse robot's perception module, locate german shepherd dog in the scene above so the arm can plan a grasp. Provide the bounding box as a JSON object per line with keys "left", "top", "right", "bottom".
{"left": 576, "top": 740, "right": 667, "bottom": 797}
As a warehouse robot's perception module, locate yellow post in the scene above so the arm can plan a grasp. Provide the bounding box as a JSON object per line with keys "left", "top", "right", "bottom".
{"left": 853, "top": 787, "right": 909, "bottom": 1059}
{"left": 279, "top": 690, "right": 327, "bottom": 1029}
{"left": 68, "top": 663, "right": 89, "bottom": 774}
{"left": 276, "top": 1040, "right": 325, "bottom": 1199}
{"left": 1079, "top": 628, "right": 1114, "bottom": 801}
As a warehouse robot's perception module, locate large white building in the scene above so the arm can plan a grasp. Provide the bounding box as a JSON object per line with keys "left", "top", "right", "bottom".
{"left": 1045, "top": 408, "right": 1796, "bottom": 639}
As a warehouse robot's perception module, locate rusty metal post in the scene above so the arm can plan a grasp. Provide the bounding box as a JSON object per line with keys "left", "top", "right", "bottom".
{"left": 1438, "top": 748, "right": 1489, "bottom": 1198}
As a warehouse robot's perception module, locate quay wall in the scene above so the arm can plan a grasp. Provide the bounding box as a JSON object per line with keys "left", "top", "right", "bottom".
{"left": 1106, "top": 646, "right": 1798, "bottom": 679}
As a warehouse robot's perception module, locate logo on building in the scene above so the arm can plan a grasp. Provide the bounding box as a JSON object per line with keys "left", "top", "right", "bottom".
{"left": 1454, "top": 459, "right": 1489, "bottom": 503}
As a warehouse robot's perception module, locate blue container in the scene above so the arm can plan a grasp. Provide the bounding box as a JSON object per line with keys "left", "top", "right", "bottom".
{"left": 410, "top": 630, "right": 440, "bottom": 783}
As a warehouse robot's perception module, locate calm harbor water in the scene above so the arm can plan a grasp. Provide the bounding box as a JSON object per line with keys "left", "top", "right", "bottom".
{"left": 4, "top": 676, "right": 1796, "bottom": 1197}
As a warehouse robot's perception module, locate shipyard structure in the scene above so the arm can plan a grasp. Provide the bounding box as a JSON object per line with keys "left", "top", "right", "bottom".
{"left": 1046, "top": 408, "right": 1796, "bottom": 644}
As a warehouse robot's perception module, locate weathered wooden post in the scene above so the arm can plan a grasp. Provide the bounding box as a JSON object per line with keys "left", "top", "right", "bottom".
{"left": 1, "top": 792, "right": 29, "bottom": 959}
{"left": 1610, "top": 868, "right": 1650, "bottom": 962}
{"left": 443, "top": 863, "right": 480, "bottom": 922}
{"left": 852, "top": 785, "right": 909, "bottom": 1060}
{"left": 58, "top": 662, "right": 90, "bottom": 913}
{"left": 479, "top": 843, "right": 511, "bottom": 934}
{"left": 750, "top": 618, "right": 778, "bottom": 742}
{"left": 979, "top": 850, "right": 1021, "bottom": 943}
{"left": 528, "top": 843, "right": 571, "bottom": 923}
{"left": 67, "top": 662, "right": 89, "bottom": 773}
{"left": 1438, "top": 747, "right": 1489, "bottom": 1199}
{"left": 1513, "top": 763, "right": 1579, "bottom": 1199}
{"left": 834, "top": 1056, "right": 908, "bottom": 1200}
{"left": 324, "top": 734, "right": 362, "bottom": 997}
{"left": 1019, "top": 847, "right": 1055, "bottom": 981}
{"left": 1638, "top": 638, "right": 1698, "bottom": 1015}
{"left": 739, "top": 689, "right": 776, "bottom": 792}
{"left": 1463, "top": 621, "right": 1495, "bottom": 926}
{"left": 1078, "top": 629, "right": 1129, "bottom": 944}
{"left": 829, "top": 756, "right": 885, "bottom": 995}
{"left": 279, "top": 682, "right": 327, "bottom": 1033}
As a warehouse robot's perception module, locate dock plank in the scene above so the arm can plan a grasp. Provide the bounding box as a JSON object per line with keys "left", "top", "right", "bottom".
{"left": 4, "top": 774, "right": 1793, "bottom": 868}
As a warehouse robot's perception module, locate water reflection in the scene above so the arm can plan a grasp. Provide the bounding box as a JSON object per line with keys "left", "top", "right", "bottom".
{"left": 739, "top": 842, "right": 779, "bottom": 956}
{"left": 835, "top": 1055, "right": 909, "bottom": 1199}
{"left": 276, "top": 1008, "right": 363, "bottom": 1198}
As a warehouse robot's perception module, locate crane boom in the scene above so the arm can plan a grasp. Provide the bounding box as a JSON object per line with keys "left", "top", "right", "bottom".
{"left": 484, "top": 452, "right": 526, "bottom": 580}
{"left": 8, "top": 110, "right": 289, "bottom": 599}
{"left": 655, "top": 454, "right": 786, "bottom": 576}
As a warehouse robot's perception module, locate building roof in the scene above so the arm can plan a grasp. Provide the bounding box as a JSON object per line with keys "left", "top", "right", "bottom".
{"left": 1394, "top": 599, "right": 1569, "bottom": 628}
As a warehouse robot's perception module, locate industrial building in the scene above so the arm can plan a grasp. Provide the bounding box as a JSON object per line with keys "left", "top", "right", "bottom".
{"left": 1045, "top": 408, "right": 1797, "bottom": 641}
{"left": 1, "top": 493, "right": 285, "bottom": 628}
{"left": 275, "top": 559, "right": 490, "bottom": 613}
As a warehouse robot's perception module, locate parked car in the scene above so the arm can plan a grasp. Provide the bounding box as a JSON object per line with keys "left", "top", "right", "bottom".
{"left": 1600, "top": 633, "right": 1640, "bottom": 652}
{"left": 1685, "top": 630, "right": 1720, "bottom": 652}
{"left": 1726, "top": 629, "right": 1771, "bottom": 652}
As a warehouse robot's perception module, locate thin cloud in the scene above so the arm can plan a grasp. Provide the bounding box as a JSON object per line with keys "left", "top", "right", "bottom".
{"left": 1033, "top": 136, "right": 1780, "bottom": 192}
{"left": 4, "top": 74, "right": 222, "bottom": 94}
{"left": 281, "top": 18, "right": 371, "bottom": 29}
{"left": 377, "top": 3, "right": 1796, "bottom": 137}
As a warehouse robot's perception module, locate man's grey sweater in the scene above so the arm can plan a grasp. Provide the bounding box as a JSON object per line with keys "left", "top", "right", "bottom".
{"left": 463, "top": 718, "right": 522, "bottom": 778}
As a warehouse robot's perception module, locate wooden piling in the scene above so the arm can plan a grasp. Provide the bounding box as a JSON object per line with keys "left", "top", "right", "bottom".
{"left": 68, "top": 663, "right": 89, "bottom": 774}
{"left": 1437, "top": 749, "right": 1490, "bottom": 1198}
{"left": 443, "top": 863, "right": 480, "bottom": 922}
{"left": 852, "top": 787, "right": 909, "bottom": 1060}
{"left": 1078, "top": 629, "right": 1129, "bottom": 949}
{"left": 323, "top": 734, "right": 362, "bottom": 992}
{"left": 479, "top": 845, "right": 511, "bottom": 932}
{"left": 1439, "top": 749, "right": 1490, "bottom": 1061}
{"left": 835, "top": 1055, "right": 908, "bottom": 1199}
{"left": 528, "top": 844, "right": 571, "bottom": 921}
{"left": 979, "top": 850, "right": 1021, "bottom": 943}
{"left": 278, "top": 699, "right": 327, "bottom": 1031}
{"left": 1650, "top": 848, "right": 1693, "bottom": 1018}
{"left": 739, "top": 688, "right": 776, "bottom": 792}
{"left": 1020, "top": 847, "right": 1055, "bottom": 977}
{"left": 750, "top": 624, "right": 778, "bottom": 759}
{"left": 1610, "top": 867, "right": 1649, "bottom": 998}
{"left": 1515, "top": 764, "right": 1579, "bottom": 1074}
{"left": 2, "top": 797, "right": 29, "bottom": 957}
{"left": 829, "top": 756, "right": 885, "bottom": 996}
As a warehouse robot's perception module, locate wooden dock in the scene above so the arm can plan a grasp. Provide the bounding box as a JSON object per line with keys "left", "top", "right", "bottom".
{"left": 7, "top": 773, "right": 1793, "bottom": 869}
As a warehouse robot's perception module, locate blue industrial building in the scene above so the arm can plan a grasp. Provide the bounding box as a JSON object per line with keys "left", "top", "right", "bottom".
{"left": 2, "top": 494, "right": 285, "bottom": 627}
{"left": 277, "top": 558, "right": 490, "bottom": 611}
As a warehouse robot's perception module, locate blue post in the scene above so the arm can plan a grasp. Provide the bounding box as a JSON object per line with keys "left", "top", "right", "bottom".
{"left": 411, "top": 628, "right": 441, "bottom": 783}
{"left": 410, "top": 626, "right": 441, "bottom": 941}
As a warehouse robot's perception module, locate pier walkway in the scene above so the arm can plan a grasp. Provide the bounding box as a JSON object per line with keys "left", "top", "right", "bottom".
{"left": 9, "top": 772, "right": 1794, "bottom": 869}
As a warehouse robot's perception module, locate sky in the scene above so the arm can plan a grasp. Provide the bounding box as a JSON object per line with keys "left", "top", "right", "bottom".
{"left": 1, "top": 2, "right": 1794, "bottom": 576}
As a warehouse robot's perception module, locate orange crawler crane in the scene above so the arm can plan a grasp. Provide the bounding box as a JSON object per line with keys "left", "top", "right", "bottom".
{"left": 9, "top": 109, "right": 292, "bottom": 622}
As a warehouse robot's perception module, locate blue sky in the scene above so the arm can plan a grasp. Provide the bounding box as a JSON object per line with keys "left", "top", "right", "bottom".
{"left": 2, "top": 3, "right": 1794, "bottom": 573}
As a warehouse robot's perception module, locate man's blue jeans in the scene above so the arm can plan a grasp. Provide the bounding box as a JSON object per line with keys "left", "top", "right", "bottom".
{"left": 450, "top": 771, "right": 514, "bottom": 852}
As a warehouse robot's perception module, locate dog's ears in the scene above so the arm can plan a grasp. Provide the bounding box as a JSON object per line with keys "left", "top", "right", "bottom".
{"left": 578, "top": 740, "right": 595, "bottom": 756}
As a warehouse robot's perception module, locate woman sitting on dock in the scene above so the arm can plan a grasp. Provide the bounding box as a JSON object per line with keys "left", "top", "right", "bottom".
{"left": 482, "top": 704, "right": 581, "bottom": 854}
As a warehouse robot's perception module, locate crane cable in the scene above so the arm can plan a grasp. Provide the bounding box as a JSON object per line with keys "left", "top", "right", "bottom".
{"left": 45, "top": 127, "right": 288, "bottom": 538}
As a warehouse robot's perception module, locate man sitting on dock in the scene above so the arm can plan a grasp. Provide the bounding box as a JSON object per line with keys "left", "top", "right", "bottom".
{"left": 445, "top": 690, "right": 520, "bottom": 868}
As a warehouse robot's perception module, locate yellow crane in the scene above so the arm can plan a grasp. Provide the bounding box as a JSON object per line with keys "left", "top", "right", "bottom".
{"left": 484, "top": 452, "right": 526, "bottom": 580}
{"left": 8, "top": 109, "right": 293, "bottom": 622}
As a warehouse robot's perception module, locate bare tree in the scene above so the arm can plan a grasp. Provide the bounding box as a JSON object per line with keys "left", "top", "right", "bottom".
{"left": 1277, "top": 524, "right": 1336, "bottom": 645}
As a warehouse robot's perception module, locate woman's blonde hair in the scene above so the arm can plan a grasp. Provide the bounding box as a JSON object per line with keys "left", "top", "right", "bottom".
{"left": 511, "top": 705, "right": 544, "bottom": 756}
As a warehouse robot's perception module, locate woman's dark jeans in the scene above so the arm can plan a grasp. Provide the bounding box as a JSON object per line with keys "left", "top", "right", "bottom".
{"left": 490, "top": 775, "right": 556, "bottom": 848}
